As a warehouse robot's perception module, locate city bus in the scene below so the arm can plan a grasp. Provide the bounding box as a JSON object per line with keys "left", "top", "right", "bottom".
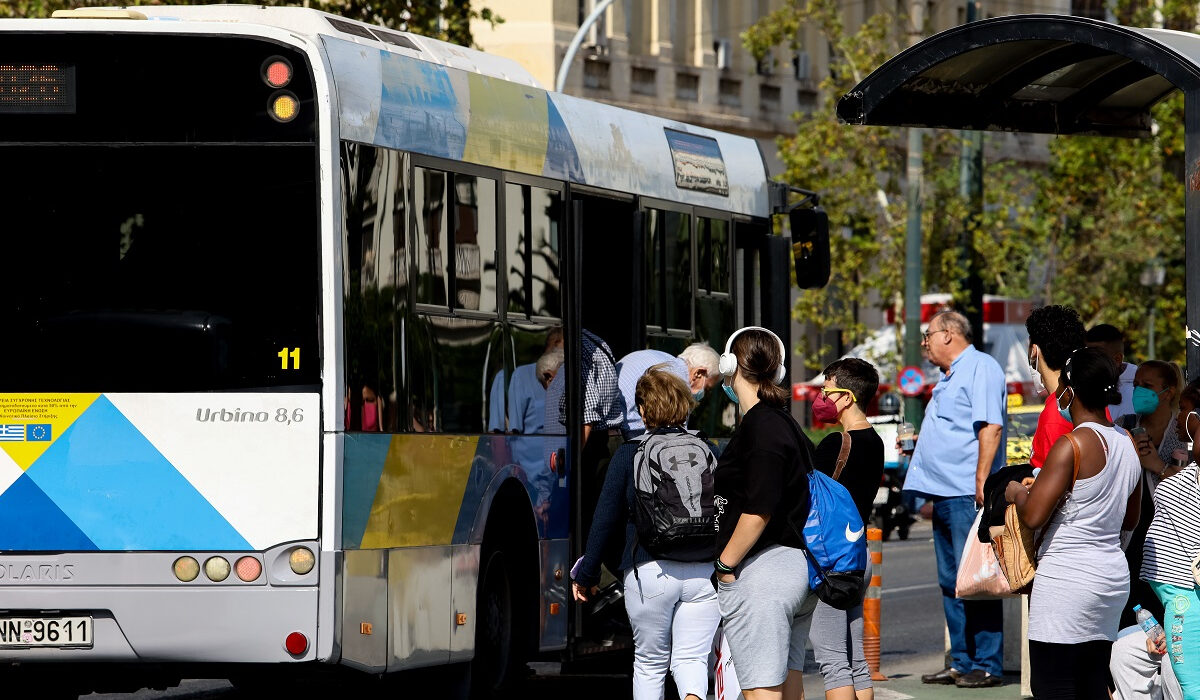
{"left": 0, "top": 5, "right": 824, "bottom": 697}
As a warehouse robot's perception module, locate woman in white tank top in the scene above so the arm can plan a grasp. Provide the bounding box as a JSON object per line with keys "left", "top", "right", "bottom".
{"left": 1004, "top": 348, "right": 1143, "bottom": 699}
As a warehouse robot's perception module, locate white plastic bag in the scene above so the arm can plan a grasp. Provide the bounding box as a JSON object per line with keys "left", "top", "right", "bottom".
{"left": 955, "top": 507, "right": 1018, "bottom": 599}
{"left": 715, "top": 627, "right": 743, "bottom": 700}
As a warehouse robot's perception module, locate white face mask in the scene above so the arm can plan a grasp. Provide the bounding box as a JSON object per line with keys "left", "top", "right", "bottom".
{"left": 1186, "top": 411, "right": 1200, "bottom": 444}
{"left": 1029, "top": 349, "right": 1046, "bottom": 397}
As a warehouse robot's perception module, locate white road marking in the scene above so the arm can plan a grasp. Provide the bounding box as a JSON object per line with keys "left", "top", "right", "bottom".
{"left": 882, "top": 582, "right": 940, "bottom": 596}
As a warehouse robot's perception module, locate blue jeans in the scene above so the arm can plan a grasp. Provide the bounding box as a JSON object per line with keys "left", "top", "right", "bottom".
{"left": 932, "top": 495, "right": 1003, "bottom": 676}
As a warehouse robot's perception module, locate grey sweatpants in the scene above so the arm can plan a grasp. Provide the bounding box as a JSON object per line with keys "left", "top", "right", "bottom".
{"left": 717, "top": 545, "right": 817, "bottom": 689}
{"left": 808, "top": 559, "right": 873, "bottom": 693}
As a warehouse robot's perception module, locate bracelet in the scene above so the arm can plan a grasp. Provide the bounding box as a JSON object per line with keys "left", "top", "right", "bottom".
{"left": 714, "top": 559, "right": 736, "bottom": 575}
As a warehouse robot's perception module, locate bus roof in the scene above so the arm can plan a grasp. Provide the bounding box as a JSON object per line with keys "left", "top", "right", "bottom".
{"left": 29, "top": 5, "right": 771, "bottom": 216}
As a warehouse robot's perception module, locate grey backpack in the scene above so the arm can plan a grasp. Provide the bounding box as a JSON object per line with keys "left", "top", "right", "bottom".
{"left": 631, "top": 428, "right": 717, "bottom": 561}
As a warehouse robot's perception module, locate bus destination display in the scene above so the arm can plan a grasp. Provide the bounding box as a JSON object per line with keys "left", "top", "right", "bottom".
{"left": 0, "top": 64, "right": 75, "bottom": 114}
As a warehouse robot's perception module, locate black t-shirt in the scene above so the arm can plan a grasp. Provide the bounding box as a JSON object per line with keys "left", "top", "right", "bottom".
{"left": 814, "top": 428, "right": 885, "bottom": 525}
{"left": 714, "top": 402, "right": 812, "bottom": 557}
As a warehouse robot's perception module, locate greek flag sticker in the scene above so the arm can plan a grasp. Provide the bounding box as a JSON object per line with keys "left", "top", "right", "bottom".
{"left": 0, "top": 425, "right": 23, "bottom": 442}
{"left": 25, "top": 424, "right": 51, "bottom": 442}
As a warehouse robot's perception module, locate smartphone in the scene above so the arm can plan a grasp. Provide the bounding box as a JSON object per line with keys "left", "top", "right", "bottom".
{"left": 1130, "top": 426, "right": 1147, "bottom": 439}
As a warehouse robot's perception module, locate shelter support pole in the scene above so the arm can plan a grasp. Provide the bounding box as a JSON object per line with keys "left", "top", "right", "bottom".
{"left": 960, "top": 0, "right": 984, "bottom": 350}
{"left": 1187, "top": 89, "right": 1200, "bottom": 380}
{"left": 903, "top": 3, "right": 925, "bottom": 426}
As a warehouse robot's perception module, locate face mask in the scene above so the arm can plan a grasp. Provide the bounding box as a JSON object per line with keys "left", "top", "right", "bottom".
{"left": 693, "top": 388, "right": 706, "bottom": 401}
{"left": 812, "top": 394, "right": 841, "bottom": 423}
{"left": 1057, "top": 386, "right": 1075, "bottom": 423}
{"left": 722, "top": 382, "right": 739, "bottom": 405}
{"left": 1132, "top": 386, "right": 1162, "bottom": 416}
{"left": 1186, "top": 411, "right": 1200, "bottom": 443}
{"left": 1029, "top": 350, "right": 1046, "bottom": 396}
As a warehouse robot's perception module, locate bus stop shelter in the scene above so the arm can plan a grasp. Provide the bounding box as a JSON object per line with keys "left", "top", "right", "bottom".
{"left": 836, "top": 14, "right": 1200, "bottom": 375}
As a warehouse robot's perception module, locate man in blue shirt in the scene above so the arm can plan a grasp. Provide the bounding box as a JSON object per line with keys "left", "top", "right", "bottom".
{"left": 904, "top": 310, "right": 1007, "bottom": 689}
{"left": 614, "top": 343, "right": 720, "bottom": 440}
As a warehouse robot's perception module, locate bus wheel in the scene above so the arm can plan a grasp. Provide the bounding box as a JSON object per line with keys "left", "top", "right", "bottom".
{"left": 471, "top": 546, "right": 519, "bottom": 698}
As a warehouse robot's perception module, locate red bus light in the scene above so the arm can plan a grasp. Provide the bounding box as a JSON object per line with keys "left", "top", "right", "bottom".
{"left": 262, "top": 57, "right": 292, "bottom": 88}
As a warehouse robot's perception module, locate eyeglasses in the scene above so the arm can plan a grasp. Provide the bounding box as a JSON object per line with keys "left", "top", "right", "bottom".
{"left": 922, "top": 328, "right": 950, "bottom": 342}
{"left": 822, "top": 387, "right": 857, "bottom": 403}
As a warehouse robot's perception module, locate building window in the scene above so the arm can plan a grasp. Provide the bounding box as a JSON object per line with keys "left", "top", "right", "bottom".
{"left": 797, "top": 89, "right": 818, "bottom": 114}
{"left": 759, "top": 83, "right": 781, "bottom": 113}
{"left": 719, "top": 78, "right": 741, "bottom": 108}
{"left": 676, "top": 72, "right": 699, "bottom": 101}
{"left": 583, "top": 59, "right": 610, "bottom": 90}
{"left": 631, "top": 66, "right": 657, "bottom": 96}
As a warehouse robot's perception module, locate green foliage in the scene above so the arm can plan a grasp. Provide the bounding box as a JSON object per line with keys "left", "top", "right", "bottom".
{"left": 2, "top": 0, "right": 503, "bottom": 47}
{"left": 748, "top": 2, "right": 1187, "bottom": 369}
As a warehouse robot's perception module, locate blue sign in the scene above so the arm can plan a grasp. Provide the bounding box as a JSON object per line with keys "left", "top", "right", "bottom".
{"left": 897, "top": 366, "right": 925, "bottom": 397}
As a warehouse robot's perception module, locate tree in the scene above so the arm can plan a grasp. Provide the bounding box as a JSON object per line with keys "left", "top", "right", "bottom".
{"left": 2, "top": 0, "right": 502, "bottom": 47}
{"left": 745, "top": 1, "right": 1041, "bottom": 371}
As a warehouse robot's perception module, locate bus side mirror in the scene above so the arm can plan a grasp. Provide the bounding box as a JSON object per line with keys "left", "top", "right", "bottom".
{"left": 791, "top": 207, "right": 830, "bottom": 290}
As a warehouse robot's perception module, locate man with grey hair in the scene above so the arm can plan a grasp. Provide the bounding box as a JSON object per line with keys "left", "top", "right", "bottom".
{"left": 904, "top": 309, "right": 1008, "bottom": 689}
{"left": 614, "top": 343, "right": 722, "bottom": 439}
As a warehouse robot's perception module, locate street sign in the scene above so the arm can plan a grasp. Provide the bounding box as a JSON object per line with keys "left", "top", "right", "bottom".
{"left": 897, "top": 366, "right": 925, "bottom": 397}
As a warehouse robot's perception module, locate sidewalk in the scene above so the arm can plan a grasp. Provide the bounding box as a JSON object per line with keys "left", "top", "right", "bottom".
{"left": 868, "top": 673, "right": 1023, "bottom": 700}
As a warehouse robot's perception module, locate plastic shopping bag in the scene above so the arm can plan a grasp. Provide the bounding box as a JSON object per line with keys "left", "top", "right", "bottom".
{"left": 715, "top": 627, "right": 743, "bottom": 700}
{"left": 955, "top": 507, "right": 1018, "bottom": 599}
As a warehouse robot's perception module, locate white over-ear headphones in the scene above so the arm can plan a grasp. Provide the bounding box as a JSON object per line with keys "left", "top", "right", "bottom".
{"left": 719, "top": 326, "right": 788, "bottom": 385}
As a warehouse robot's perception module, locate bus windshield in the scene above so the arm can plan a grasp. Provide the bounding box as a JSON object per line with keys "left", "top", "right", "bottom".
{"left": 0, "top": 145, "right": 320, "bottom": 392}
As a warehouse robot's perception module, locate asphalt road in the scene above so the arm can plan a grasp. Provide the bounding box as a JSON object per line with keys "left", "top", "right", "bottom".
{"left": 83, "top": 522, "right": 947, "bottom": 700}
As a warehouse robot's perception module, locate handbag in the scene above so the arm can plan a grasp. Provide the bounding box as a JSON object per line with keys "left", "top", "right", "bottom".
{"left": 956, "top": 508, "right": 1017, "bottom": 599}
{"left": 991, "top": 431, "right": 1083, "bottom": 594}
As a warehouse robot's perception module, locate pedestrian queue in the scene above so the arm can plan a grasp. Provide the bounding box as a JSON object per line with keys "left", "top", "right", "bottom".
{"left": 712, "top": 326, "right": 818, "bottom": 700}
{"left": 1005, "top": 347, "right": 1142, "bottom": 699}
{"left": 809, "top": 357, "right": 884, "bottom": 700}
{"left": 1139, "top": 377, "right": 1200, "bottom": 700}
{"left": 571, "top": 363, "right": 720, "bottom": 700}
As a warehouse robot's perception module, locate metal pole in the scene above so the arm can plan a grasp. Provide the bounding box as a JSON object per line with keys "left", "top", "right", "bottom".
{"left": 960, "top": 0, "right": 985, "bottom": 350}
{"left": 555, "top": 0, "right": 616, "bottom": 93}
{"left": 1149, "top": 305, "right": 1157, "bottom": 361}
{"left": 903, "top": 2, "right": 926, "bottom": 426}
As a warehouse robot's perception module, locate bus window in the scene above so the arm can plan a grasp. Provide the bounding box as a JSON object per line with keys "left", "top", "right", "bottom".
{"left": 0, "top": 145, "right": 319, "bottom": 392}
{"left": 505, "top": 183, "right": 563, "bottom": 320}
{"left": 414, "top": 167, "right": 449, "bottom": 307}
{"left": 452, "top": 173, "right": 498, "bottom": 313}
{"left": 645, "top": 208, "right": 692, "bottom": 332}
{"left": 409, "top": 315, "right": 503, "bottom": 433}
{"left": 697, "top": 217, "right": 730, "bottom": 294}
{"left": 341, "top": 143, "right": 406, "bottom": 432}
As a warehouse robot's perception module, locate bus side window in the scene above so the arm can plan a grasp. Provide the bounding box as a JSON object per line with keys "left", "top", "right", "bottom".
{"left": 341, "top": 143, "right": 404, "bottom": 433}
{"left": 505, "top": 183, "right": 562, "bottom": 320}
{"left": 411, "top": 314, "right": 502, "bottom": 433}
{"left": 414, "top": 167, "right": 449, "bottom": 307}
{"left": 645, "top": 208, "right": 692, "bottom": 333}
{"left": 452, "top": 173, "right": 498, "bottom": 313}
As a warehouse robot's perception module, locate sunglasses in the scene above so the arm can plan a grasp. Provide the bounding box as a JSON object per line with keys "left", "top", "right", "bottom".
{"left": 822, "top": 387, "right": 857, "bottom": 403}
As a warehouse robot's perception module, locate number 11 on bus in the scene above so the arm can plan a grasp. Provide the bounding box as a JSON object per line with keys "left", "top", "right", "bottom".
{"left": 278, "top": 347, "right": 300, "bottom": 370}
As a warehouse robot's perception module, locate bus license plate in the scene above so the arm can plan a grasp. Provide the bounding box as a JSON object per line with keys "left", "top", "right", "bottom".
{"left": 0, "top": 617, "right": 92, "bottom": 648}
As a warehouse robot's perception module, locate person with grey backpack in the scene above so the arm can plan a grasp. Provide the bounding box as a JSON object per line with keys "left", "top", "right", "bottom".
{"left": 571, "top": 363, "right": 720, "bottom": 700}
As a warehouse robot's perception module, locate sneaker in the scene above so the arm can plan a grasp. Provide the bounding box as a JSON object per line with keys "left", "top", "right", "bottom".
{"left": 920, "top": 667, "right": 961, "bottom": 684}
{"left": 955, "top": 669, "right": 1003, "bottom": 688}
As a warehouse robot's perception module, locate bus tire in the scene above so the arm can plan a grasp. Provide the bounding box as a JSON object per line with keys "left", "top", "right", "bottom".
{"left": 471, "top": 545, "right": 520, "bottom": 698}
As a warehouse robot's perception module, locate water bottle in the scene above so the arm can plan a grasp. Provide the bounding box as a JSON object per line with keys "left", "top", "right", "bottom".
{"left": 1135, "top": 605, "right": 1166, "bottom": 643}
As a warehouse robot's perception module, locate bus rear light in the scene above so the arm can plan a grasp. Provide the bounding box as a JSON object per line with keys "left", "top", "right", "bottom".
{"left": 235, "top": 556, "right": 262, "bottom": 582}
{"left": 262, "top": 57, "right": 292, "bottom": 88}
{"left": 284, "top": 631, "right": 308, "bottom": 655}
{"left": 204, "top": 556, "right": 231, "bottom": 582}
{"left": 289, "top": 547, "right": 315, "bottom": 575}
{"left": 269, "top": 92, "right": 298, "bottom": 122}
{"left": 173, "top": 556, "right": 199, "bottom": 582}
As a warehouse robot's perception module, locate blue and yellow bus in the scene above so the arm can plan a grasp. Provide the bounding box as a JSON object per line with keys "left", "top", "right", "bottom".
{"left": 0, "top": 6, "right": 820, "bottom": 696}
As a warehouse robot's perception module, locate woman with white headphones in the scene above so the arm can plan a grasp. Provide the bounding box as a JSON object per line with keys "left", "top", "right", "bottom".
{"left": 713, "top": 326, "right": 816, "bottom": 700}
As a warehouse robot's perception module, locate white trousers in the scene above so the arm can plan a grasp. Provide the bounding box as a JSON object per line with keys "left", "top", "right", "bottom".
{"left": 1111, "top": 625, "right": 1182, "bottom": 700}
{"left": 623, "top": 559, "right": 722, "bottom": 700}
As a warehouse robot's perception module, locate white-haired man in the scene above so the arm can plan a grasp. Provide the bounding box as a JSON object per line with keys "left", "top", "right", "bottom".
{"left": 614, "top": 342, "right": 721, "bottom": 440}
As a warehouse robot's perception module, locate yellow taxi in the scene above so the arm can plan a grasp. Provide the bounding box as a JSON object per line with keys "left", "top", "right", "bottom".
{"left": 1006, "top": 396, "right": 1042, "bottom": 465}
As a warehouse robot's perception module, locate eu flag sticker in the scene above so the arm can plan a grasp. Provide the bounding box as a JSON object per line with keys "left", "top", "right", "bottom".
{"left": 0, "top": 425, "right": 22, "bottom": 442}
{"left": 25, "top": 424, "right": 51, "bottom": 442}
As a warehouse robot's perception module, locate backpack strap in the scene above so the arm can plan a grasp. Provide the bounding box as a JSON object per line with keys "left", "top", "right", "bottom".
{"left": 832, "top": 431, "right": 852, "bottom": 481}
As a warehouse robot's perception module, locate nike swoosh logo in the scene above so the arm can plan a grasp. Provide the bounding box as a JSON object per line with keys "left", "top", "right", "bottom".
{"left": 845, "top": 525, "right": 865, "bottom": 542}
